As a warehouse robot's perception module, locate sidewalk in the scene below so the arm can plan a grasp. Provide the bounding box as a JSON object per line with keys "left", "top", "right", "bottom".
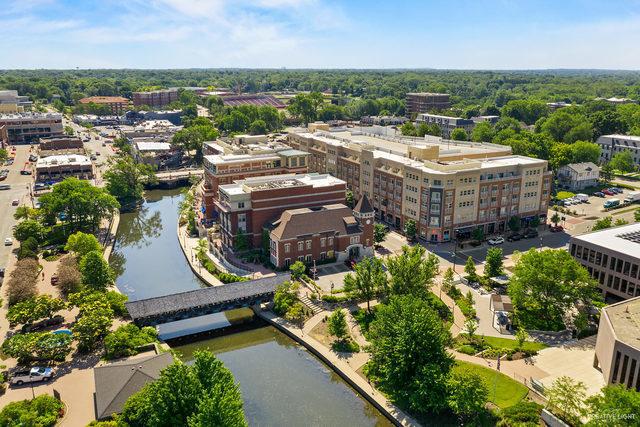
{"left": 431, "top": 282, "right": 467, "bottom": 337}
{"left": 177, "top": 224, "right": 224, "bottom": 287}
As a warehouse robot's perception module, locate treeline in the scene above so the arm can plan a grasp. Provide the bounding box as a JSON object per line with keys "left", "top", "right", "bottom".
{"left": 3, "top": 69, "right": 640, "bottom": 109}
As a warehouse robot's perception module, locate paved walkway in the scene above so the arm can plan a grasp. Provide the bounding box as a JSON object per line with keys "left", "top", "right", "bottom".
{"left": 431, "top": 281, "right": 467, "bottom": 337}
{"left": 177, "top": 224, "right": 225, "bottom": 287}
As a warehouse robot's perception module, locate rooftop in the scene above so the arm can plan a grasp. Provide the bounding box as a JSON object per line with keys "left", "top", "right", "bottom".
{"left": 0, "top": 112, "right": 62, "bottom": 120}
{"left": 79, "top": 96, "right": 129, "bottom": 104}
{"left": 563, "top": 162, "right": 599, "bottom": 173}
{"left": 36, "top": 154, "right": 92, "bottom": 167}
{"left": 220, "top": 173, "right": 345, "bottom": 196}
{"left": 572, "top": 222, "right": 640, "bottom": 260}
{"left": 603, "top": 297, "right": 640, "bottom": 351}
{"left": 600, "top": 134, "right": 640, "bottom": 142}
{"left": 221, "top": 94, "right": 286, "bottom": 109}
{"left": 135, "top": 141, "right": 171, "bottom": 151}
{"left": 406, "top": 92, "right": 449, "bottom": 96}
{"left": 270, "top": 204, "right": 360, "bottom": 240}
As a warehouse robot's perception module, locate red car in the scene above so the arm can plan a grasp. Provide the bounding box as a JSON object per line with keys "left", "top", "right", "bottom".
{"left": 602, "top": 189, "right": 615, "bottom": 196}
{"left": 550, "top": 225, "right": 564, "bottom": 232}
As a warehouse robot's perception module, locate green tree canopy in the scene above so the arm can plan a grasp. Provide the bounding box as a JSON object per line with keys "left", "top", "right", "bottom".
{"left": 65, "top": 231, "right": 102, "bottom": 258}
{"left": 7, "top": 295, "right": 66, "bottom": 326}
{"left": 104, "top": 155, "right": 156, "bottom": 205}
{"left": 446, "top": 368, "right": 489, "bottom": 421}
{"left": 385, "top": 245, "right": 439, "bottom": 299}
{"left": 484, "top": 247, "right": 504, "bottom": 278}
{"left": 80, "top": 250, "right": 114, "bottom": 290}
{"left": 13, "top": 219, "right": 44, "bottom": 243}
{"left": 609, "top": 150, "right": 635, "bottom": 173}
{"left": 450, "top": 128, "right": 468, "bottom": 141}
{"left": 343, "top": 257, "right": 387, "bottom": 313}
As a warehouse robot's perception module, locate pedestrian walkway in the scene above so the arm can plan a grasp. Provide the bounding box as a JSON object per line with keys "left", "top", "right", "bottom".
{"left": 431, "top": 282, "right": 467, "bottom": 337}
{"left": 299, "top": 294, "right": 324, "bottom": 315}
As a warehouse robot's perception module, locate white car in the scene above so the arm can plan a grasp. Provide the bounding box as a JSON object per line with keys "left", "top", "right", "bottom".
{"left": 4, "top": 237, "right": 13, "bottom": 246}
{"left": 487, "top": 236, "right": 504, "bottom": 245}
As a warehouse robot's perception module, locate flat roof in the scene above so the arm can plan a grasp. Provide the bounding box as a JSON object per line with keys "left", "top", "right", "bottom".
{"left": 204, "top": 153, "right": 281, "bottom": 165}
{"left": 136, "top": 142, "right": 171, "bottom": 151}
{"left": 601, "top": 134, "right": 640, "bottom": 142}
{"left": 604, "top": 297, "right": 640, "bottom": 351}
{"left": 220, "top": 173, "right": 345, "bottom": 195}
{"left": 572, "top": 223, "right": 640, "bottom": 260}
{"left": 36, "top": 154, "right": 92, "bottom": 167}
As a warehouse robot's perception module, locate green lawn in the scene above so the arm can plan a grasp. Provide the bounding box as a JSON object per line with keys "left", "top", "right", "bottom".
{"left": 480, "top": 335, "right": 548, "bottom": 353}
{"left": 555, "top": 191, "right": 575, "bottom": 200}
{"left": 454, "top": 361, "right": 528, "bottom": 409}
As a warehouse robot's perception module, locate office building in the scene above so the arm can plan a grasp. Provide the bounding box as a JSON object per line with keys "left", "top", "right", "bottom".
{"left": 405, "top": 93, "right": 450, "bottom": 116}
{"left": 39, "top": 136, "right": 84, "bottom": 155}
{"left": 594, "top": 297, "right": 640, "bottom": 390}
{"left": 596, "top": 134, "right": 640, "bottom": 165}
{"left": 35, "top": 154, "right": 94, "bottom": 182}
{"left": 133, "top": 89, "right": 179, "bottom": 108}
{"left": 287, "top": 127, "right": 551, "bottom": 242}
{"left": 202, "top": 136, "right": 309, "bottom": 219}
{"left": 557, "top": 162, "right": 600, "bottom": 191}
{"left": 78, "top": 96, "right": 129, "bottom": 115}
{"left": 0, "top": 112, "right": 63, "bottom": 144}
{"left": 213, "top": 173, "right": 346, "bottom": 253}
{"left": 268, "top": 196, "right": 374, "bottom": 269}
{"left": 0, "top": 90, "right": 32, "bottom": 111}
{"left": 415, "top": 113, "right": 476, "bottom": 139}
{"left": 569, "top": 223, "right": 640, "bottom": 302}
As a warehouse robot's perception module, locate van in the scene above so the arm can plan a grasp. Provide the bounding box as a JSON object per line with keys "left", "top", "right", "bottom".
{"left": 604, "top": 199, "right": 620, "bottom": 209}
{"left": 575, "top": 194, "right": 588, "bottom": 203}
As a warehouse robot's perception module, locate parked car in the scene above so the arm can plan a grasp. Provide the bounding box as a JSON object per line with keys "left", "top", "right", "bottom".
{"left": 507, "top": 233, "right": 522, "bottom": 242}
{"left": 34, "top": 183, "right": 48, "bottom": 190}
{"left": 602, "top": 189, "right": 615, "bottom": 196}
{"left": 28, "top": 154, "right": 38, "bottom": 162}
{"left": 550, "top": 225, "right": 564, "bottom": 232}
{"left": 0, "top": 184, "right": 10, "bottom": 190}
{"left": 611, "top": 187, "right": 623, "bottom": 194}
{"left": 593, "top": 192, "right": 605, "bottom": 197}
{"left": 11, "top": 199, "right": 19, "bottom": 206}
{"left": 488, "top": 236, "right": 505, "bottom": 245}
{"left": 10, "top": 367, "right": 53, "bottom": 386}
{"left": 4, "top": 237, "right": 13, "bottom": 246}
{"left": 20, "top": 170, "right": 32, "bottom": 175}
{"left": 523, "top": 229, "right": 539, "bottom": 238}
{"left": 0, "top": 267, "right": 4, "bottom": 277}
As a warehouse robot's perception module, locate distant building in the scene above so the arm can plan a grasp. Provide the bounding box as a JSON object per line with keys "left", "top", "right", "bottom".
{"left": 268, "top": 196, "right": 374, "bottom": 268}
{"left": 220, "top": 94, "right": 286, "bottom": 109}
{"left": 547, "top": 101, "right": 574, "bottom": 111}
{"left": 132, "top": 141, "right": 173, "bottom": 166}
{"left": 135, "top": 110, "right": 183, "bottom": 125}
{"left": 415, "top": 113, "right": 475, "bottom": 139}
{"left": 35, "top": 154, "right": 93, "bottom": 182}
{"left": 0, "top": 90, "right": 32, "bottom": 111}
{"left": 596, "top": 97, "right": 638, "bottom": 105}
{"left": 405, "top": 93, "right": 450, "bottom": 116}
{"left": 557, "top": 162, "right": 600, "bottom": 190}
{"left": 360, "top": 116, "right": 407, "bottom": 126}
{"left": 133, "top": 89, "right": 179, "bottom": 108}
{"left": 39, "top": 136, "right": 84, "bottom": 155}
{"left": 471, "top": 115, "right": 500, "bottom": 124}
{"left": 569, "top": 223, "right": 640, "bottom": 302}
{"left": 94, "top": 352, "right": 173, "bottom": 420}
{"left": 596, "top": 134, "right": 640, "bottom": 165}
{"left": 594, "top": 297, "right": 640, "bottom": 390}
{"left": 0, "top": 112, "right": 63, "bottom": 144}
{"left": 73, "top": 114, "right": 122, "bottom": 126}
{"left": 79, "top": 96, "right": 129, "bottom": 115}
{"left": 213, "top": 173, "right": 346, "bottom": 254}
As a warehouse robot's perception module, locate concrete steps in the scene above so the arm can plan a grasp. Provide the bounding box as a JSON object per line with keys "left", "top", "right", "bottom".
{"left": 299, "top": 295, "right": 324, "bottom": 315}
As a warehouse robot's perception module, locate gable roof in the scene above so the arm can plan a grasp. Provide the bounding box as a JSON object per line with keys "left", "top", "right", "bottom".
{"left": 564, "top": 162, "right": 599, "bottom": 174}
{"left": 270, "top": 204, "right": 361, "bottom": 240}
{"left": 94, "top": 352, "right": 173, "bottom": 419}
{"left": 353, "top": 194, "right": 374, "bottom": 214}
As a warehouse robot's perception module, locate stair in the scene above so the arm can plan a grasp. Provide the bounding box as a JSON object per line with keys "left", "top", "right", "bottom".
{"left": 299, "top": 295, "right": 323, "bottom": 315}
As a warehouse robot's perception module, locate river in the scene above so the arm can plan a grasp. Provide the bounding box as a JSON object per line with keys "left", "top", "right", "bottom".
{"left": 110, "top": 188, "right": 391, "bottom": 426}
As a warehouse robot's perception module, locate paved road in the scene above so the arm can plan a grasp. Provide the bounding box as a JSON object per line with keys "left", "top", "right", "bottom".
{"left": 0, "top": 146, "right": 33, "bottom": 271}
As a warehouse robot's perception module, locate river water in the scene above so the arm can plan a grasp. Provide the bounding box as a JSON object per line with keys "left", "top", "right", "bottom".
{"left": 110, "top": 188, "right": 391, "bottom": 426}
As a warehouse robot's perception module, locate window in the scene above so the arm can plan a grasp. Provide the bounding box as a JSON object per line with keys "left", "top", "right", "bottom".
{"left": 238, "top": 202, "right": 245, "bottom": 209}
{"left": 328, "top": 237, "right": 334, "bottom": 246}
{"left": 284, "top": 243, "right": 291, "bottom": 253}
{"left": 297, "top": 241, "right": 304, "bottom": 251}
{"left": 350, "top": 236, "right": 360, "bottom": 244}
{"left": 306, "top": 240, "right": 312, "bottom": 250}
{"left": 320, "top": 237, "right": 326, "bottom": 247}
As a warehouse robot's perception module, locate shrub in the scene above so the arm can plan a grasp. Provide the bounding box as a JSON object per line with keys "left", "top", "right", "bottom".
{"left": 425, "top": 292, "right": 453, "bottom": 322}
{"left": 104, "top": 324, "right": 158, "bottom": 359}
{"left": 2, "top": 332, "right": 72, "bottom": 364}
{"left": 457, "top": 344, "right": 477, "bottom": 355}
{"left": 321, "top": 294, "right": 351, "bottom": 303}
{"left": 6, "top": 258, "right": 40, "bottom": 306}
{"left": 332, "top": 339, "right": 360, "bottom": 353}
{"left": 497, "top": 401, "right": 542, "bottom": 426}
{"left": 0, "top": 394, "right": 63, "bottom": 427}
{"left": 57, "top": 255, "right": 82, "bottom": 295}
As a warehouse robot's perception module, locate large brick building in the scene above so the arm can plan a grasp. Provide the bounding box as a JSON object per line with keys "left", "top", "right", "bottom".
{"left": 268, "top": 196, "right": 374, "bottom": 269}
{"left": 287, "top": 127, "right": 551, "bottom": 242}
{"left": 213, "top": 173, "right": 346, "bottom": 255}
{"left": 202, "top": 136, "right": 309, "bottom": 219}
{"left": 405, "top": 92, "right": 450, "bottom": 116}
{"left": 78, "top": 96, "right": 130, "bottom": 115}
{"left": 132, "top": 89, "right": 179, "bottom": 108}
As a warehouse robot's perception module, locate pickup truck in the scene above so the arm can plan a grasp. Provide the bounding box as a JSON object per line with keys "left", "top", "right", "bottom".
{"left": 10, "top": 367, "right": 53, "bottom": 386}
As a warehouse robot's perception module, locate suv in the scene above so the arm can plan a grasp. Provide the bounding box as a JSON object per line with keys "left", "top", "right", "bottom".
{"left": 11, "top": 367, "right": 53, "bottom": 386}
{"left": 523, "top": 229, "right": 539, "bottom": 238}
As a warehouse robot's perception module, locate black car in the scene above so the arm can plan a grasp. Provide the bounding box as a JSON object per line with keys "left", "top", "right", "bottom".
{"left": 523, "top": 229, "right": 539, "bottom": 238}
{"left": 20, "top": 170, "right": 32, "bottom": 175}
{"left": 507, "top": 233, "right": 522, "bottom": 242}
{"left": 0, "top": 267, "right": 4, "bottom": 278}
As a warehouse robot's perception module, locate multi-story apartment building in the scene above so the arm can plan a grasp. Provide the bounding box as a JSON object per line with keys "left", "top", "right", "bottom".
{"left": 287, "top": 127, "right": 551, "bottom": 242}
{"left": 214, "top": 173, "right": 346, "bottom": 253}
{"left": 569, "top": 223, "right": 640, "bottom": 302}
{"left": 415, "top": 113, "right": 475, "bottom": 139}
{"left": 596, "top": 134, "right": 640, "bottom": 165}
{"left": 268, "top": 196, "right": 374, "bottom": 269}
{"left": 405, "top": 93, "right": 450, "bottom": 116}
{"left": 78, "top": 96, "right": 130, "bottom": 115}
{"left": 202, "top": 136, "right": 309, "bottom": 219}
{"left": 594, "top": 297, "right": 640, "bottom": 390}
{"left": 0, "top": 113, "right": 63, "bottom": 144}
{"left": 133, "top": 89, "right": 179, "bottom": 108}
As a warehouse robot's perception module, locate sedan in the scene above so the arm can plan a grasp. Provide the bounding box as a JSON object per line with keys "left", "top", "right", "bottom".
{"left": 4, "top": 237, "right": 13, "bottom": 246}
{"left": 593, "top": 192, "right": 605, "bottom": 198}
{"left": 602, "top": 189, "right": 615, "bottom": 196}
{"left": 507, "top": 233, "right": 522, "bottom": 242}
{"left": 11, "top": 199, "right": 19, "bottom": 206}
{"left": 488, "top": 236, "right": 505, "bottom": 245}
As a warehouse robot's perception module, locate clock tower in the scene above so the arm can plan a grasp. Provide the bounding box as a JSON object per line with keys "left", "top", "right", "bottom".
{"left": 352, "top": 194, "right": 374, "bottom": 249}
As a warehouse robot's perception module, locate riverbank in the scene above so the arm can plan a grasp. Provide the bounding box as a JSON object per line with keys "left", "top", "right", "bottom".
{"left": 176, "top": 223, "right": 224, "bottom": 287}
{"left": 254, "top": 307, "right": 421, "bottom": 427}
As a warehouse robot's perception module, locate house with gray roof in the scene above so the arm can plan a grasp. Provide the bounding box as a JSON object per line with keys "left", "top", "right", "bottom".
{"left": 557, "top": 162, "right": 600, "bottom": 190}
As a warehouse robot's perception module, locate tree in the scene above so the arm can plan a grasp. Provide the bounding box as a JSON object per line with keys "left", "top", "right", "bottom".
{"left": 248, "top": 119, "right": 267, "bottom": 135}
{"left": 7, "top": 295, "right": 66, "bottom": 326}
{"left": 80, "top": 250, "right": 114, "bottom": 290}
{"left": 171, "top": 123, "right": 219, "bottom": 163}
{"left": 529, "top": 216, "right": 540, "bottom": 228}
{"left": 400, "top": 122, "right": 417, "bottom": 136}
{"left": 284, "top": 302, "right": 306, "bottom": 325}
{"left": 610, "top": 150, "right": 635, "bottom": 173}
{"left": 586, "top": 384, "right": 640, "bottom": 426}
{"left": 373, "top": 223, "right": 388, "bottom": 246}
{"left": 551, "top": 212, "right": 561, "bottom": 227}
{"left": 614, "top": 218, "right": 629, "bottom": 227}
{"left": 464, "top": 318, "right": 478, "bottom": 338}
{"left": 64, "top": 231, "right": 101, "bottom": 258}
{"left": 501, "top": 99, "right": 549, "bottom": 125}
{"left": 63, "top": 125, "right": 75, "bottom": 136}
{"left": 6, "top": 258, "right": 39, "bottom": 306}
{"left": 13, "top": 219, "right": 44, "bottom": 243}
{"left": 509, "top": 249, "right": 600, "bottom": 330}
{"left": 289, "top": 261, "right": 306, "bottom": 281}
{"left": 464, "top": 256, "right": 477, "bottom": 282}
{"left": 601, "top": 162, "right": 614, "bottom": 183}
{"left": 120, "top": 350, "right": 246, "bottom": 427}
{"left": 484, "top": 247, "right": 504, "bottom": 278}
{"left": 569, "top": 141, "right": 601, "bottom": 164}
{"left": 104, "top": 324, "right": 158, "bottom": 359}
{"left": 515, "top": 328, "right": 529, "bottom": 350}
{"left": 2, "top": 332, "right": 72, "bottom": 363}
{"left": 57, "top": 255, "right": 82, "bottom": 295}
{"left": 450, "top": 128, "right": 468, "bottom": 141}
{"left": 104, "top": 155, "right": 156, "bottom": 206}
{"left": 345, "top": 189, "right": 354, "bottom": 208}
{"left": 385, "top": 245, "right": 439, "bottom": 299}
{"left": 40, "top": 178, "right": 119, "bottom": 232}
{"left": 403, "top": 219, "right": 417, "bottom": 241}
{"left": 273, "top": 281, "right": 299, "bottom": 316}
{"left": 327, "top": 309, "right": 348, "bottom": 340}
{"left": 0, "top": 148, "right": 7, "bottom": 163}
{"left": 507, "top": 216, "right": 521, "bottom": 233}
{"left": 546, "top": 376, "right": 587, "bottom": 426}
{"left": 69, "top": 288, "right": 128, "bottom": 317}
{"left": 287, "top": 92, "right": 323, "bottom": 125}
{"left": 441, "top": 267, "right": 455, "bottom": 294}
{"left": 0, "top": 394, "right": 63, "bottom": 427}
{"left": 368, "top": 296, "right": 454, "bottom": 415}
{"left": 13, "top": 205, "right": 37, "bottom": 221}
{"left": 592, "top": 216, "right": 613, "bottom": 231}
{"left": 471, "top": 121, "right": 494, "bottom": 142}
{"left": 472, "top": 227, "right": 484, "bottom": 243}
{"left": 73, "top": 300, "right": 114, "bottom": 352}
{"left": 343, "top": 257, "right": 387, "bottom": 313}
{"left": 446, "top": 369, "right": 488, "bottom": 421}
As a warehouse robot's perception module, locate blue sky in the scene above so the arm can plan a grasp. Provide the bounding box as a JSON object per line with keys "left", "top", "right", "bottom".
{"left": 2, "top": 0, "right": 640, "bottom": 69}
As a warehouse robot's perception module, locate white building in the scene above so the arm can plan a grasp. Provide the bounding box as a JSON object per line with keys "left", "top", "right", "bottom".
{"left": 557, "top": 162, "right": 600, "bottom": 190}
{"left": 596, "top": 134, "right": 640, "bottom": 165}
{"left": 35, "top": 154, "right": 93, "bottom": 181}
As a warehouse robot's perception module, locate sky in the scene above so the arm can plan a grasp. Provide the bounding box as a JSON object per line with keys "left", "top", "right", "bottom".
{"left": 2, "top": 0, "right": 640, "bottom": 69}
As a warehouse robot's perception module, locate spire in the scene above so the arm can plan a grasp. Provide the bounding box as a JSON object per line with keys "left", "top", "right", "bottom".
{"left": 353, "top": 193, "right": 374, "bottom": 215}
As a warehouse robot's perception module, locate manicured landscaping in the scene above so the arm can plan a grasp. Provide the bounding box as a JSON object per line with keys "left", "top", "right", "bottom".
{"left": 453, "top": 333, "right": 548, "bottom": 359}
{"left": 477, "top": 335, "right": 548, "bottom": 353}
{"left": 453, "top": 361, "right": 528, "bottom": 409}
{"left": 555, "top": 191, "right": 575, "bottom": 200}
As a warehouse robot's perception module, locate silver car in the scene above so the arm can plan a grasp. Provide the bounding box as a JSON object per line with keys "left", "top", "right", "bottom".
{"left": 10, "top": 367, "right": 53, "bottom": 386}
